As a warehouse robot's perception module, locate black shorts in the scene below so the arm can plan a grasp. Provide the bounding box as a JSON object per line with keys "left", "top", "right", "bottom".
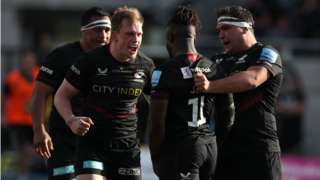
{"left": 214, "top": 151, "right": 282, "bottom": 180}
{"left": 7, "top": 124, "right": 33, "bottom": 148}
{"left": 159, "top": 136, "right": 217, "bottom": 180}
{"left": 48, "top": 127, "right": 77, "bottom": 180}
{"left": 76, "top": 136, "right": 141, "bottom": 180}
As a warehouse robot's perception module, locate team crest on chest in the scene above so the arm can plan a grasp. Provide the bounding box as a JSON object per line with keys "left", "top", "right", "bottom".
{"left": 134, "top": 71, "right": 145, "bottom": 79}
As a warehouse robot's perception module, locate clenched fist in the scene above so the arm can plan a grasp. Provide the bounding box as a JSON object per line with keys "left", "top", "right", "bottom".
{"left": 194, "top": 72, "right": 211, "bottom": 92}
{"left": 67, "top": 116, "right": 94, "bottom": 136}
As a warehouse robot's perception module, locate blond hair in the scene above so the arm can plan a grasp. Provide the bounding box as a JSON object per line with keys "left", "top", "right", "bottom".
{"left": 111, "top": 6, "right": 144, "bottom": 32}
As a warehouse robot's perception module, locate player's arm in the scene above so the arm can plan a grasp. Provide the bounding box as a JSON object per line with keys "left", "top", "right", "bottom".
{"left": 31, "top": 81, "right": 54, "bottom": 158}
{"left": 194, "top": 65, "right": 269, "bottom": 93}
{"left": 149, "top": 96, "right": 168, "bottom": 176}
{"left": 54, "top": 79, "right": 93, "bottom": 136}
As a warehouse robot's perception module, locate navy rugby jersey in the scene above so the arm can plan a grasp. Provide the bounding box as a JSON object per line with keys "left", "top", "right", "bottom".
{"left": 37, "top": 42, "right": 85, "bottom": 129}
{"left": 151, "top": 54, "right": 233, "bottom": 142}
{"left": 65, "top": 45, "right": 154, "bottom": 139}
{"left": 214, "top": 43, "right": 283, "bottom": 152}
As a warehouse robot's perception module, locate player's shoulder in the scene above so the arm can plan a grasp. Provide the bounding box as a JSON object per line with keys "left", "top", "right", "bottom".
{"left": 257, "top": 43, "right": 281, "bottom": 64}
{"left": 82, "top": 45, "right": 108, "bottom": 63}
{"left": 137, "top": 51, "right": 153, "bottom": 62}
{"left": 210, "top": 52, "right": 232, "bottom": 63}
{"left": 136, "top": 51, "right": 155, "bottom": 68}
{"left": 253, "top": 42, "right": 279, "bottom": 55}
{"left": 197, "top": 54, "right": 212, "bottom": 63}
{"left": 51, "top": 41, "right": 80, "bottom": 54}
{"left": 156, "top": 56, "right": 180, "bottom": 72}
{"left": 260, "top": 44, "right": 279, "bottom": 54}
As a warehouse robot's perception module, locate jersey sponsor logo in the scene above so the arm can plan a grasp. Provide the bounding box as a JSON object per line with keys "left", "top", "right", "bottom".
{"left": 181, "top": 67, "right": 193, "bottom": 79}
{"left": 71, "top": 65, "right": 80, "bottom": 75}
{"left": 40, "top": 66, "right": 53, "bottom": 75}
{"left": 118, "top": 167, "right": 141, "bottom": 176}
{"left": 97, "top": 67, "right": 108, "bottom": 75}
{"left": 151, "top": 70, "right": 162, "bottom": 87}
{"left": 260, "top": 48, "right": 278, "bottom": 63}
{"left": 180, "top": 172, "right": 191, "bottom": 179}
{"left": 192, "top": 67, "right": 212, "bottom": 73}
{"left": 92, "top": 84, "right": 142, "bottom": 96}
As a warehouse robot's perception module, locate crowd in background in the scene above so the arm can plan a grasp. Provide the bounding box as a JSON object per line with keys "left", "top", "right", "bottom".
{"left": 243, "top": 0, "right": 320, "bottom": 38}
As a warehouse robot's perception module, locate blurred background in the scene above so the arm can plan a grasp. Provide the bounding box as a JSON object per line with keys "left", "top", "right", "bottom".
{"left": 1, "top": 0, "right": 320, "bottom": 179}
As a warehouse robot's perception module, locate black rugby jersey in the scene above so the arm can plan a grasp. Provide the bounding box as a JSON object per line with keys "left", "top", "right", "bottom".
{"left": 37, "top": 42, "right": 85, "bottom": 129}
{"left": 66, "top": 45, "right": 154, "bottom": 139}
{"left": 215, "top": 43, "right": 283, "bottom": 152}
{"left": 151, "top": 53, "right": 232, "bottom": 142}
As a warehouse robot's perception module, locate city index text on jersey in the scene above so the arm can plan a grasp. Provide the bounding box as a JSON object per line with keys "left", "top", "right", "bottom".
{"left": 92, "top": 84, "right": 142, "bottom": 97}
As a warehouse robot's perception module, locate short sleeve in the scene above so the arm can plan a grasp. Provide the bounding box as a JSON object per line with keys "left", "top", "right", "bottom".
{"left": 255, "top": 46, "right": 283, "bottom": 77}
{"left": 143, "top": 60, "right": 155, "bottom": 95}
{"left": 150, "top": 67, "right": 170, "bottom": 99}
{"left": 36, "top": 48, "right": 65, "bottom": 88}
{"left": 65, "top": 55, "right": 90, "bottom": 92}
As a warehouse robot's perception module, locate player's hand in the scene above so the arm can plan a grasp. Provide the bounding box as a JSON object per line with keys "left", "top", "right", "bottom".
{"left": 67, "top": 116, "right": 94, "bottom": 136}
{"left": 33, "top": 128, "right": 54, "bottom": 159}
{"left": 194, "top": 72, "right": 210, "bottom": 92}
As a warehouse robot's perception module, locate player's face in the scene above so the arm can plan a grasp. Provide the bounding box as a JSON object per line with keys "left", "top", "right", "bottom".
{"left": 83, "top": 16, "right": 111, "bottom": 47}
{"left": 112, "top": 19, "right": 143, "bottom": 60}
{"left": 216, "top": 24, "right": 246, "bottom": 54}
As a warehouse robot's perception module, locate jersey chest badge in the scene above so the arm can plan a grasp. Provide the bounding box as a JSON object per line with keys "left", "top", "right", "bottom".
{"left": 134, "top": 71, "right": 145, "bottom": 79}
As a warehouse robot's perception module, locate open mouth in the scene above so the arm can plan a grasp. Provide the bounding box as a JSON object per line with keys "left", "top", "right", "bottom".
{"left": 223, "top": 41, "right": 230, "bottom": 46}
{"left": 128, "top": 45, "right": 138, "bottom": 54}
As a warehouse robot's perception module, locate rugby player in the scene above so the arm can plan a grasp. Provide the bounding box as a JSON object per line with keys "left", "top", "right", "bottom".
{"left": 149, "top": 5, "right": 234, "bottom": 180}
{"left": 194, "top": 6, "right": 283, "bottom": 180}
{"left": 54, "top": 6, "right": 154, "bottom": 180}
{"left": 32, "top": 7, "right": 111, "bottom": 180}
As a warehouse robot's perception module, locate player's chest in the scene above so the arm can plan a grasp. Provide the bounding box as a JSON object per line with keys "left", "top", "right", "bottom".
{"left": 87, "top": 63, "right": 147, "bottom": 97}
{"left": 226, "top": 53, "right": 259, "bottom": 75}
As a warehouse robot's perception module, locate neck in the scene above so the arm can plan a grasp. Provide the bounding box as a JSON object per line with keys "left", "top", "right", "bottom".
{"left": 243, "top": 31, "right": 258, "bottom": 49}
{"left": 80, "top": 39, "right": 99, "bottom": 52}
{"left": 230, "top": 33, "right": 257, "bottom": 54}
{"left": 80, "top": 39, "right": 91, "bottom": 52}
{"left": 244, "top": 34, "right": 257, "bottom": 49}
{"left": 172, "top": 38, "right": 197, "bottom": 56}
{"left": 109, "top": 43, "right": 131, "bottom": 62}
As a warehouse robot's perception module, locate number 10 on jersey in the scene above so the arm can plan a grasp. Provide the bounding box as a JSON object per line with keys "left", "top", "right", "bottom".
{"left": 188, "top": 96, "right": 206, "bottom": 127}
